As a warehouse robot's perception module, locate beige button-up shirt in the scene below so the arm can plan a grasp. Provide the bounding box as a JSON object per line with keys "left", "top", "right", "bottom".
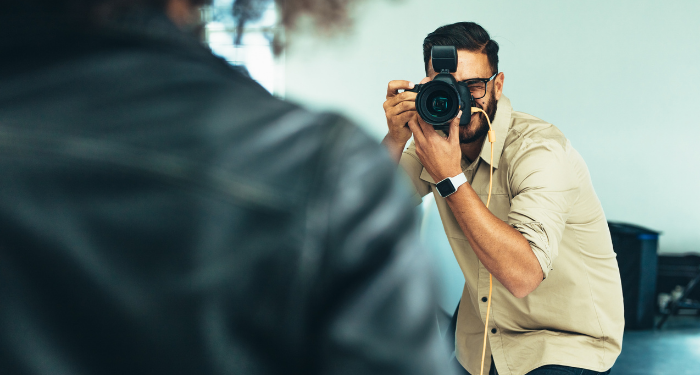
{"left": 400, "top": 95, "right": 624, "bottom": 375}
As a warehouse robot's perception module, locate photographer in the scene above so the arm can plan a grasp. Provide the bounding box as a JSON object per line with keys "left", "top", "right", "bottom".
{"left": 0, "top": 1, "right": 453, "bottom": 374}
{"left": 382, "top": 22, "right": 624, "bottom": 375}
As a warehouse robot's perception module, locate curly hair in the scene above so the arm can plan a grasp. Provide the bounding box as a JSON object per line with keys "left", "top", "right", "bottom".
{"left": 274, "top": 0, "right": 354, "bottom": 30}
{"left": 231, "top": 0, "right": 356, "bottom": 53}
{"left": 5, "top": 0, "right": 355, "bottom": 30}
{"left": 3, "top": 0, "right": 359, "bottom": 55}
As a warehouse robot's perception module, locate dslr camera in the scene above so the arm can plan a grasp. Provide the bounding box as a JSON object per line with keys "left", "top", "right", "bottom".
{"left": 406, "top": 46, "right": 476, "bottom": 130}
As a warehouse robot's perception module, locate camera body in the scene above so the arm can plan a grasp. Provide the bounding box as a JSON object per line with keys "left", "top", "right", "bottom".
{"left": 406, "top": 46, "right": 475, "bottom": 130}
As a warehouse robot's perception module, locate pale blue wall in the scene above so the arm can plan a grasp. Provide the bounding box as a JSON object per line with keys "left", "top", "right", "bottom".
{"left": 284, "top": 0, "right": 700, "bottom": 309}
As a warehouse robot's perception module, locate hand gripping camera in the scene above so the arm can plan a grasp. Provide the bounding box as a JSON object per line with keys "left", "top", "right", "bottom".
{"left": 406, "top": 46, "right": 476, "bottom": 130}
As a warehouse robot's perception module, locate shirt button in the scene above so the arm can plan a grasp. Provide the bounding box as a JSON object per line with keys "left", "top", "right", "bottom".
{"left": 491, "top": 328, "right": 498, "bottom": 334}
{"left": 481, "top": 297, "right": 488, "bottom": 302}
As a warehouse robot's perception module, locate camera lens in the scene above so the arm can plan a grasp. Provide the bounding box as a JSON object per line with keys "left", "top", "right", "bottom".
{"left": 429, "top": 92, "right": 451, "bottom": 115}
{"left": 414, "top": 79, "right": 460, "bottom": 126}
{"left": 424, "top": 88, "right": 455, "bottom": 118}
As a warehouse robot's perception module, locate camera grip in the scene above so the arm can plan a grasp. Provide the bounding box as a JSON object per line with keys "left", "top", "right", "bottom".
{"left": 459, "top": 112, "right": 472, "bottom": 126}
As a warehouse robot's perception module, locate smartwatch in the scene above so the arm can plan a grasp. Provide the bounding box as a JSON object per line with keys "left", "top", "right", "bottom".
{"left": 436, "top": 173, "right": 468, "bottom": 198}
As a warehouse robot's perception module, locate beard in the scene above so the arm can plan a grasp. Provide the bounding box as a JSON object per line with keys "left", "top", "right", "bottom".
{"left": 458, "top": 90, "right": 498, "bottom": 144}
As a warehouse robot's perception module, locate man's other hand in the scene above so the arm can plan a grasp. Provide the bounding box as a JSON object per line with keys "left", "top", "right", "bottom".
{"left": 407, "top": 111, "right": 463, "bottom": 183}
{"left": 381, "top": 80, "right": 419, "bottom": 161}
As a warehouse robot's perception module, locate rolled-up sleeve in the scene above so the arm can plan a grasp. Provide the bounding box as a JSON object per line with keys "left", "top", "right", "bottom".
{"left": 507, "top": 137, "right": 579, "bottom": 279}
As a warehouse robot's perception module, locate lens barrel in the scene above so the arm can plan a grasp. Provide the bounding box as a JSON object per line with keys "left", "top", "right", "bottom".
{"left": 414, "top": 80, "right": 461, "bottom": 126}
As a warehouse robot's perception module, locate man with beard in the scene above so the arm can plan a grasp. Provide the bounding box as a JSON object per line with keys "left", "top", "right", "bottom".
{"left": 382, "top": 22, "right": 624, "bottom": 375}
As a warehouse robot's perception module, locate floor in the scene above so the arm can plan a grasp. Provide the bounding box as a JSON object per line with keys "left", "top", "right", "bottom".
{"left": 438, "top": 312, "right": 700, "bottom": 375}
{"left": 611, "top": 315, "right": 700, "bottom": 375}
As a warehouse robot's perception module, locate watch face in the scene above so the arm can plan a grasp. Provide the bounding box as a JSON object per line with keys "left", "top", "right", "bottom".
{"left": 436, "top": 179, "right": 456, "bottom": 197}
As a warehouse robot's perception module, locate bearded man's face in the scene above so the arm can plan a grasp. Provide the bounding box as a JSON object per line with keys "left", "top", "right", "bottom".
{"left": 426, "top": 50, "right": 502, "bottom": 145}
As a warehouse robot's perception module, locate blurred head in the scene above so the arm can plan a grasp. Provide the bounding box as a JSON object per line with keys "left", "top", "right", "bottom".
{"left": 423, "top": 22, "right": 503, "bottom": 145}
{"left": 2, "top": 0, "right": 357, "bottom": 33}
{"left": 2, "top": 0, "right": 359, "bottom": 55}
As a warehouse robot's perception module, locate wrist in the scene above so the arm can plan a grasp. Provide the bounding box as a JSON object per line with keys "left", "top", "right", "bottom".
{"left": 389, "top": 132, "right": 410, "bottom": 146}
{"left": 381, "top": 134, "right": 407, "bottom": 161}
{"left": 432, "top": 166, "right": 463, "bottom": 183}
{"left": 435, "top": 172, "right": 468, "bottom": 198}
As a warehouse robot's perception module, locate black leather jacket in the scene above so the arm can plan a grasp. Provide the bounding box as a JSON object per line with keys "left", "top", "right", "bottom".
{"left": 0, "top": 11, "right": 451, "bottom": 375}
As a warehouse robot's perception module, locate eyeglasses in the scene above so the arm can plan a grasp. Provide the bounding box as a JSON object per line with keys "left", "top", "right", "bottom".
{"left": 462, "top": 72, "right": 498, "bottom": 99}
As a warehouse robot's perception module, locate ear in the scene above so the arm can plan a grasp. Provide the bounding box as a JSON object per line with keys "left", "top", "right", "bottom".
{"left": 494, "top": 72, "right": 505, "bottom": 100}
{"left": 426, "top": 60, "right": 438, "bottom": 80}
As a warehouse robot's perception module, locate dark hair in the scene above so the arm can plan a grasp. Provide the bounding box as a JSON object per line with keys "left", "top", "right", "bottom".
{"left": 423, "top": 22, "right": 499, "bottom": 76}
{"left": 1, "top": 1, "right": 210, "bottom": 25}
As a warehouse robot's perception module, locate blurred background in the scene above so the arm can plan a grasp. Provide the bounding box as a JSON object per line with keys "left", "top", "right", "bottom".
{"left": 202, "top": 0, "right": 700, "bottom": 373}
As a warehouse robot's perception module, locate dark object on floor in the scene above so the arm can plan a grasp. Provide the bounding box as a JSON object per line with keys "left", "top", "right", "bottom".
{"left": 608, "top": 222, "right": 661, "bottom": 330}
{"left": 657, "top": 254, "right": 700, "bottom": 304}
{"left": 656, "top": 255, "right": 700, "bottom": 328}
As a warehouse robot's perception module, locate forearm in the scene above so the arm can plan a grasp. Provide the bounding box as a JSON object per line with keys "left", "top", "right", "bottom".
{"left": 445, "top": 183, "right": 543, "bottom": 298}
{"left": 381, "top": 134, "right": 407, "bottom": 163}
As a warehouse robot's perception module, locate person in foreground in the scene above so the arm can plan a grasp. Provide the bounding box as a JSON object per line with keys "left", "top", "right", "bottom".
{"left": 0, "top": 1, "right": 453, "bottom": 374}
{"left": 382, "top": 22, "right": 624, "bottom": 375}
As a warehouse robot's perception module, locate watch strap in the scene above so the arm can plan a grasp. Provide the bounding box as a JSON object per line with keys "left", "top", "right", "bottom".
{"left": 436, "top": 172, "right": 467, "bottom": 198}
{"left": 450, "top": 173, "right": 468, "bottom": 190}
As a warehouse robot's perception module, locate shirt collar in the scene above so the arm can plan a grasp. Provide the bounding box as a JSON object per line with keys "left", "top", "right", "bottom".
{"left": 476, "top": 94, "right": 511, "bottom": 170}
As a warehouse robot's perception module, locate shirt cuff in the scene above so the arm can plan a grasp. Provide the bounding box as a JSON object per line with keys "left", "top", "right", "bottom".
{"left": 409, "top": 191, "right": 423, "bottom": 207}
